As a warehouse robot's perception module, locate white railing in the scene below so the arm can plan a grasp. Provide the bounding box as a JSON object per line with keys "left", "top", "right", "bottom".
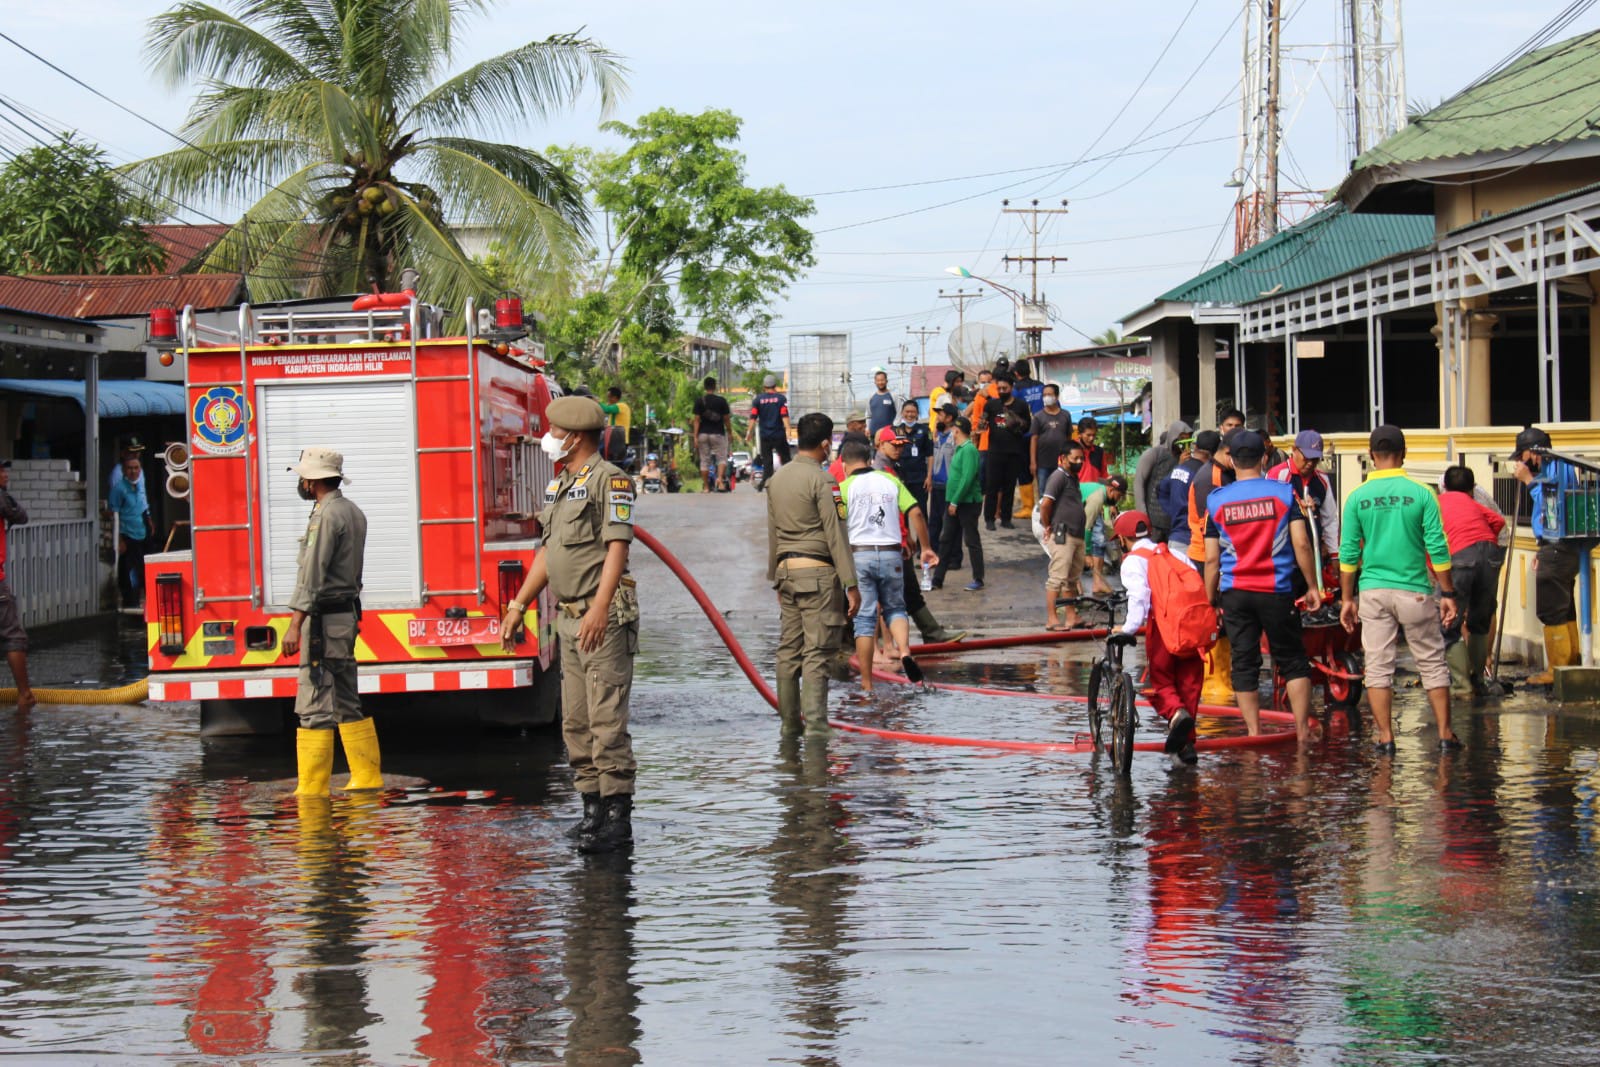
{"left": 8, "top": 519, "right": 99, "bottom": 627}
{"left": 1238, "top": 184, "right": 1600, "bottom": 342}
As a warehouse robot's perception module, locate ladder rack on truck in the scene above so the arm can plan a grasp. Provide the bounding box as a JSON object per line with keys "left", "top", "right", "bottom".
{"left": 145, "top": 296, "right": 561, "bottom": 734}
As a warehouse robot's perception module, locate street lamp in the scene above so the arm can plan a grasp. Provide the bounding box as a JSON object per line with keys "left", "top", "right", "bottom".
{"left": 944, "top": 266, "right": 1049, "bottom": 355}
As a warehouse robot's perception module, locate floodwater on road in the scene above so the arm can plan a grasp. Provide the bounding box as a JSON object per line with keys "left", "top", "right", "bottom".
{"left": 5, "top": 491, "right": 1600, "bottom": 1064}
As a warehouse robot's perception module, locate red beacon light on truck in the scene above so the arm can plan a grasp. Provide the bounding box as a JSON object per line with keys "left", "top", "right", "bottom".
{"left": 148, "top": 302, "right": 179, "bottom": 344}
{"left": 485, "top": 290, "right": 528, "bottom": 344}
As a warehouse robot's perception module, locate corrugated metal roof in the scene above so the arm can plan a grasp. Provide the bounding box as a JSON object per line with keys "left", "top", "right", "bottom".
{"left": 1156, "top": 205, "right": 1435, "bottom": 305}
{"left": 1353, "top": 29, "right": 1600, "bottom": 173}
{"left": 0, "top": 379, "right": 186, "bottom": 418}
{"left": 0, "top": 274, "right": 243, "bottom": 320}
{"left": 144, "top": 224, "right": 231, "bottom": 273}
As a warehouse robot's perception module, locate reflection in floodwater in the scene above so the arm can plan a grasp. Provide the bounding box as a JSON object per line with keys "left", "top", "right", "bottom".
{"left": 10, "top": 609, "right": 1600, "bottom": 1059}
{"left": 562, "top": 853, "right": 641, "bottom": 1066}
{"left": 766, "top": 735, "right": 858, "bottom": 1064}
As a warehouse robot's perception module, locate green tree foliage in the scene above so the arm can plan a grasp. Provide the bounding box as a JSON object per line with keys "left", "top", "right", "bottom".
{"left": 490, "top": 108, "right": 813, "bottom": 431}
{"left": 592, "top": 108, "right": 815, "bottom": 364}
{"left": 131, "top": 0, "right": 627, "bottom": 310}
{"left": 0, "top": 136, "right": 165, "bottom": 274}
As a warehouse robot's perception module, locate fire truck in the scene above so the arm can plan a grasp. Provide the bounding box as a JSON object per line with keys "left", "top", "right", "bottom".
{"left": 142, "top": 294, "right": 562, "bottom": 735}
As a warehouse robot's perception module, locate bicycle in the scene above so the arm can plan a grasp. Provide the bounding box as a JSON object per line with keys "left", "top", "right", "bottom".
{"left": 1077, "top": 593, "right": 1139, "bottom": 777}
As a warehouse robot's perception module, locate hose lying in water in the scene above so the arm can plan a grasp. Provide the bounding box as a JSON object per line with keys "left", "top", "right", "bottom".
{"left": 636, "top": 526, "right": 1297, "bottom": 754}
{"left": 0, "top": 679, "right": 149, "bottom": 705}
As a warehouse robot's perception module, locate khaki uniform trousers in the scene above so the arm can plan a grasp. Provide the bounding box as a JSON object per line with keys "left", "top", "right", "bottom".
{"left": 557, "top": 596, "right": 639, "bottom": 796}
{"left": 775, "top": 560, "right": 846, "bottom": 732}
{"left": 294, "top": 612, "right": 364, "bottom": 730}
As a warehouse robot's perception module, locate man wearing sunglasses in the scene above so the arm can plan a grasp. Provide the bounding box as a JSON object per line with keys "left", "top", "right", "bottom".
{"left": 1268, "top": 428, "right": 1339, "bottom": 558}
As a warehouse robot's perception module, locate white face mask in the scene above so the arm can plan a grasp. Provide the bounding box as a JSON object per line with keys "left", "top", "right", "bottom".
{"left": 541, "top": 431, "right": 574, "bottom": 462}
{"left": 1044, "top": 395, "right": 1059, "bottom": 409}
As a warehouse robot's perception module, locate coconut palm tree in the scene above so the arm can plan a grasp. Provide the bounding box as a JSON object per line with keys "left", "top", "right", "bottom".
{"left": 131, "top": 0, "right": 626, "bottom": 312}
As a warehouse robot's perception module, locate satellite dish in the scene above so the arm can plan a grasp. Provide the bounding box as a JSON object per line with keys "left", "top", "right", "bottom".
{"left": 946, "top": 323, "right": 1016, "bottom": 374}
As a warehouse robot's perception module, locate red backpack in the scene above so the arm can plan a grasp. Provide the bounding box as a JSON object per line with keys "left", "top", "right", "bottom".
{"left": 1131, "top": 545, "right": 1218, "bottom": 657}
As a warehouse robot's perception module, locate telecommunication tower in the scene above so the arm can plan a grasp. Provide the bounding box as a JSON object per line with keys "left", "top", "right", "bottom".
{"left": 1230, "top": 0, "right": 1407, "bottom": 253}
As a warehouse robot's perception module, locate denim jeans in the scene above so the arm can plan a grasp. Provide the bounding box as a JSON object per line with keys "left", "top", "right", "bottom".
{"left": 852, "top": 546, "right": 907, "bottom": 638}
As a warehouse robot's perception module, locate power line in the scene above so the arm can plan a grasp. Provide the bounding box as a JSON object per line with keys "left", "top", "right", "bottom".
{"left": 810, "top": 130, "right": 1234, "bottom": 235}
{"left": 817, "top": 222, "right": 1219, "bottom": 257}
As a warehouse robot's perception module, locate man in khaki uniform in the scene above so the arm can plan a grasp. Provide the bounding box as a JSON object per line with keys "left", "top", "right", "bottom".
{"left": 503, "top": 395, "right": 640, "bottom": 853}
{"left": 281, "top": 447, "right": 381, "bottom": 798}
{"left": 766, "top": 412, "right": 861, "bottom": 734}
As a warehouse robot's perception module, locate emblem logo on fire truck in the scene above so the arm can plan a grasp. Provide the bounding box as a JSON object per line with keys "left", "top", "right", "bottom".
{"left": 191, "top": 386, "right": 252, "bottom": 455}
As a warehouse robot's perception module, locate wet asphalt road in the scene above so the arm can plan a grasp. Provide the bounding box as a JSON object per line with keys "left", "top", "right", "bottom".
{"left": 4, "top": 487, "right": 1600, "bottom": 1064}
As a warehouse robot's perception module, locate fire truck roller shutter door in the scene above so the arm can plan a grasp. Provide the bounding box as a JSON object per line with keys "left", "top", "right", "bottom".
{"left": 258, "top": 380, "right": 422, "bottom": 607}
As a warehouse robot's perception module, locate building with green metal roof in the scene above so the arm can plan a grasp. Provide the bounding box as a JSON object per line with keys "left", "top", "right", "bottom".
{"left": 1127, "top": 25, "right": 1600, "bottom": 443}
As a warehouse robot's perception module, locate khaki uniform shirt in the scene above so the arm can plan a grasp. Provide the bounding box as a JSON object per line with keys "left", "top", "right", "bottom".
{"left": 765, "top": 454, "right": 857, "bottom": 587}
{"left": 288, "top": 489, "right": 366, "bottom": 613}
{"left": 538, "top": 454, "right": 635, "bottom": 605}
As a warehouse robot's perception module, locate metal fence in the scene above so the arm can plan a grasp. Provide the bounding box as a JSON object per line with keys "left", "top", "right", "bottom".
{"left": 9, "top": 520, "right": 99, "bottom": 627}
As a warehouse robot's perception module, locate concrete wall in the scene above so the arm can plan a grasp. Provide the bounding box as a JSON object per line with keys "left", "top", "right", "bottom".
{"left": 8, "top": 458, "right": 86, "bottom": 522}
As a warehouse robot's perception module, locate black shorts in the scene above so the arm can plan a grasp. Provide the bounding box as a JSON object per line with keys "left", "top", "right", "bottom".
{"left": 1219, "top": 588, "right": 1308, "bottom": 691}
{"left": 0, "top": 578, "right": 27, "bottom": 653}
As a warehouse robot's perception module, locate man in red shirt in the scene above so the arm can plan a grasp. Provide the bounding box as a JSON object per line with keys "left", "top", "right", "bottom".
{"left": 1438, "top": 465, "right": 1506, "bottom": 695}
{"left": 1076, "top": 417, "right": 1108, "bottom": 485}
{"left": 1267, "top": 429, "right": 1339, "bottom": 557}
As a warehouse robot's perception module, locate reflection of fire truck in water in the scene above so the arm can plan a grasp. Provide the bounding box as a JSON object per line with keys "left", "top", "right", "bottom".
{"left": 144, "top": 293, "right": 562, "bottom": 734}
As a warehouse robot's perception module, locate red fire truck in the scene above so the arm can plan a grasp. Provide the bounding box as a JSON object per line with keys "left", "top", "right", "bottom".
{"left": 143, "top": 296, "right": 562, "bottom": 734}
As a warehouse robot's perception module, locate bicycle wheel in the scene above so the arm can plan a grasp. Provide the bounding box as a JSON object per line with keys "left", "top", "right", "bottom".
{"left": 1087, "top": 661, "right": 1111, "bottom": 752}
{"left": 1109, "top": 673, "right": 1137, "bottom": 778}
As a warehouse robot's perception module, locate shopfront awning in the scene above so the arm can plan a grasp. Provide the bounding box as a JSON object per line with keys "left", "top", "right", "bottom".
{"left": 0, "top": 379, "right": 185, "bottom": 418}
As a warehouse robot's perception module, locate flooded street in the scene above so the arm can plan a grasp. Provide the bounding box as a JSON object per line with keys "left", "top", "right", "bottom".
{"left": 5, "top": 490, "right": 1600, "bottom": 1063}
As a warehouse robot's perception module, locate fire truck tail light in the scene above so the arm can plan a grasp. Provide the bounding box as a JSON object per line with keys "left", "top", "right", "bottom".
{"left": 155, "top": 574, "right": 186, "bottom": 655}
{"left": 498, "top": 560, "right": 527, "bottom": 643}
{"left": 498, "top": 560, "right": 525, "bottom": 613}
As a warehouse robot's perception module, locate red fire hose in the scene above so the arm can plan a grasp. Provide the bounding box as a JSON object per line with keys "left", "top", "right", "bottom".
{"left": 635, "top": 526, "right": 1298, "bottom": 754}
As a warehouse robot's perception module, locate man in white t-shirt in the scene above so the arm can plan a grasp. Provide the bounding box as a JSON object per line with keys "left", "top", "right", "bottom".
{"left": 837, "top": 436, "right": 937, "bottom": 692}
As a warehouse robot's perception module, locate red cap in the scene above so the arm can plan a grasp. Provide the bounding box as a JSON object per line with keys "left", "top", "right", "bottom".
{"left": 875, "top": 426, "right": 907, "bottom": 445}
{"left": 1112, "top": 510, "right": 1151, "bottom": 540}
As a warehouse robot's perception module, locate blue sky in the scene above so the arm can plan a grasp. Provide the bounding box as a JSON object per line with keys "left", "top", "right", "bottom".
{"left": 0, "top": 1, "right": 1582, "bottom": 390}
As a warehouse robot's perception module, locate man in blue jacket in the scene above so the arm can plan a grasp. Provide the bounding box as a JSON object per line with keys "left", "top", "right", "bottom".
{"left": 1512, "top": 425, "right": 1584, "bottom": 683}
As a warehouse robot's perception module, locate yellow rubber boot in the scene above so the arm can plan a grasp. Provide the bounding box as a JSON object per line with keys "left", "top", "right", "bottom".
{"left": 1566, "top": 621, "right": 1583, "bottom": 667}
{"left": 338, "top": 718, "right": 384, "bottom": 790}
{"left": 1014, "top": 480, "right": 1036, "bottom": 521}
{"left": 294, "top": 728, "right": 336, "bottom": 796}
{"left": 1200, "top": 637, "right": 1235, "bottom": 705}
{"left": 1528, "top": 623, "right": 1577, "bottom": 685}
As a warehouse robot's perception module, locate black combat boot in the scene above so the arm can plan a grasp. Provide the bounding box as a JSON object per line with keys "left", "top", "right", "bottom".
{"left": 577, "top": 794, "right": 634, "bottom": 854}
{"left": 565, "top": 791, "right": 603, "bottom": 838}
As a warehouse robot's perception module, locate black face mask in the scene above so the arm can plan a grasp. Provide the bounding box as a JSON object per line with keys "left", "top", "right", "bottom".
{"left": 1067, "top": 460, "right": 1084, "bottom": 476}
{"left": 298, "top": 479, "right": 315, "bottom": 501}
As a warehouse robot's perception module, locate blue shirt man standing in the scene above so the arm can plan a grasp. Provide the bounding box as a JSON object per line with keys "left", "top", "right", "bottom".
{"left": 866, "top": 367, "right": 897, "bottom": 437}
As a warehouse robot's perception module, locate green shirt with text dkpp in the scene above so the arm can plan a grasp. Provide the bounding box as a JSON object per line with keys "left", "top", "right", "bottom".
{"left": 1338, "top": 467, "right": 1452, "bottom": 594}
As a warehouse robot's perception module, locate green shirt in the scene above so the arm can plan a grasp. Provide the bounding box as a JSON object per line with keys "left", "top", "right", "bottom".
{"left": 945, "top": 439, "right": 982, "bottom": 505}
{"left": 1339, "top": 467, "right": 1451, "bottom": 594}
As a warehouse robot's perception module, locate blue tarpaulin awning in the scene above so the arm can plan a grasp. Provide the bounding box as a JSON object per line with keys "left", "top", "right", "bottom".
{"left": 0, "top": 379, "right": 186, "bottom": 418}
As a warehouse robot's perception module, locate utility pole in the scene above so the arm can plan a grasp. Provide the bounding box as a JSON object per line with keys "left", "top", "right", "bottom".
{"left": 889, "top": 342, "right": 919, "bottom": 396}
{"left": 906, "top": 326, "right": 940, "bottom": 363}
{"left": 1001, "top": 198, "right": 1070, "bottom": 356}
{"left": 937, "top": 288, "right": 984, "bottom": 334}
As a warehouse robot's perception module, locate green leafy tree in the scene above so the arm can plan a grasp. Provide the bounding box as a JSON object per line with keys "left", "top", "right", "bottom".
{"left": 0, "top": 136, "right": 165, "bottom": 274}
{"left": 132, "top": 0, "right": 627, "bottom": 310}
{"left": 574, "top": 108, "right": 816, "bottom": 370}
